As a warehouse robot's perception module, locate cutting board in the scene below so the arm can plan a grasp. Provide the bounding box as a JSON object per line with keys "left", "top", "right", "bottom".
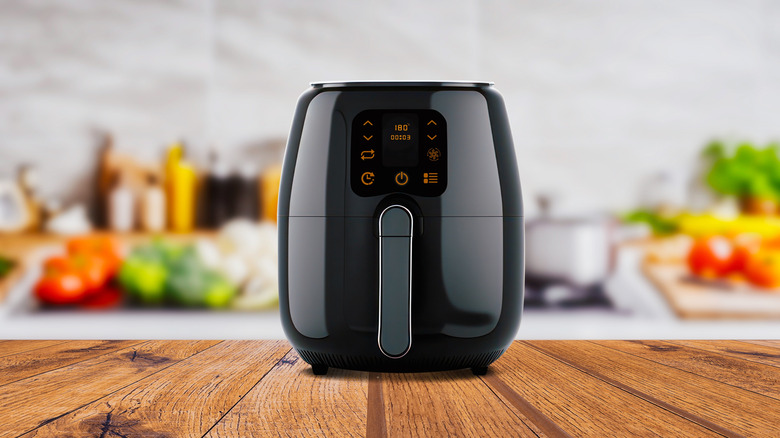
{"left": 642, "top": 261, "right": 780, "bottom": 319}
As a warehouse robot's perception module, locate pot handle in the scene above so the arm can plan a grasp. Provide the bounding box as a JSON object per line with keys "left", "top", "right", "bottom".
{"left": 378, "top": 205, "right": 413, "bottom": 358}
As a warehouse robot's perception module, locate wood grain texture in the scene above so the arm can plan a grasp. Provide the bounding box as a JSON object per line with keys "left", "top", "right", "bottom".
{"left": 481, "top": 372, "right": 572, "bottom": 438}
{"left": 25, "top": 341, "right": 290, "bottom": 438}
{"left": 489, "top": 342, "right": 716, "bottom": 436}
{"left": 1, "top": 340, "right": 777, "bottom": 437}
{"left": 738, "top": 340, "right": 780, "bottom": 349}
{"left": 367, "top": 372, "right": 387, "bottom": 438}
{"left": 596, "top": 340, "right": 780, "bottom": 401}
{"left": 382, "top": 369, "right": 537, "bottom": 438}
{"left": 0, "top": 340, "right": 142, "bottom": 387}
{"left": 667, "top": 339, "right": 780, "bottom": 368}
{"left": 530, "top": 340, "right": 779, "bottom": 436}
{"left": 204, "top": 349, "right": 369, "bottom": 438}
{"left": 0, "top": 340, "right": 68, "bottom": 358}
{"left": 0, "top": 340, "right": 219, "bottom": 438}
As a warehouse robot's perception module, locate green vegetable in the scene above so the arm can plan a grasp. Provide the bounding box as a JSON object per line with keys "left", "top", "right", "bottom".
{"left": 166, "top": 250, "right": 237, "bottom": 308}
{"left": 118, "top": 241, "right": 237, "bottom": 308}
{"left": 203, "top": 274, "right": 236, "bottom": 308}
{"left": 118, "top": 251, "right": 168, "bottom": 305}
{"left": 704, "top": 141, "right": 780, "bottom": 201}
{"left": 623, "top": 209, "right": 679, "bottom": 235}
{"left": 0, "top": 256, "right": 15, "bottom": 279}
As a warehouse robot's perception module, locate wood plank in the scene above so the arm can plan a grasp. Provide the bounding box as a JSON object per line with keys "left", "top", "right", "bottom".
{"left": 367, "top": 373, "right": 387, "bottom": 438}
{"left": 380, "top": 370, "right": 538, "bottom": 437}
{"left": 530, "top": 340, "right": 778, "bottom": 436}
{"left": 596, "top": 340, "right": 780, "bottom": 401}
{"left": 487, "top": 343, "right": 715, "bottom": 436}
{"left": 0, "top": 340, "right": 143, "bottom": 386}
{"left": 0, "top": 340, "right": 219, "bottom": 438}
{"left": 667, "top": 340, "right": 780, "bottom": 368}
{"left": 481, "top": 372, "right": 572, "bottom": 438}
{"left": 23, "top": 341, "right": 290, "bottom": 438}
{"left": 739, "top": 340, "right": 780, "bottom": 349}
{"left": 0, "top": 340, "right": 69, "bottom": 358}
{"left": 204, "top": 350, "right": 368, "bottom": 438}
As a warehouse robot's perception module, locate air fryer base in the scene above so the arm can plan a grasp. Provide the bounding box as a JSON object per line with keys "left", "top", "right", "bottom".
{"left": 295, "top": 347, "right": 506, "bottom": 374}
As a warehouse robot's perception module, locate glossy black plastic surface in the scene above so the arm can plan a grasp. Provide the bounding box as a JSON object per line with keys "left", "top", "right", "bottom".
{"left": 351, "top": 109, "right": 447, "bottom": 197}
{"left": 279, "top": 82, "right": 523, "bottom": 372}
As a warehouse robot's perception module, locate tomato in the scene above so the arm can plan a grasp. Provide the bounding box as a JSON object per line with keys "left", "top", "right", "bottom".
{"left": 80, "top": 286, "right": 123, "bottom": 309}
{"left": 42, "top": 254, "right": 111, "bottom": 295}
{"left": 66, "top": 235, "right": 121, "bottom": 258}
{"left": 35, "top": 237, "right": 124, "bottom": 307}
{"left": 730, "top": 233, "right": 762, "bottom": 273}
{"left": 688, "top": 236, "right": 736, "bottom": 278}
{"left": 66, "top": 236, "right": 122, "bottom": 277}
{"left": 744, "top": 249, "right": 780, "bottom": 289}
{"left": 35, "top": 272, "right": 87, "bottom": 305}
{"left": 71, "top": 255, "right": 111, "bottom": 294}
{"left": 43, "top": 256, "right": 73, "bottom": 274}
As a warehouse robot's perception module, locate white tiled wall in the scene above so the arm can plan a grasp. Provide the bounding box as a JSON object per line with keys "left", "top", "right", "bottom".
{"left": 1, "top": 0, "right": 778, "bottom": 213}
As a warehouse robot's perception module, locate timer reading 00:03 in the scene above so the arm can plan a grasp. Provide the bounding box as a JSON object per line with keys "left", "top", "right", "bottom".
{"left": 390, "top": 123, "right": 411, "bottom": 141}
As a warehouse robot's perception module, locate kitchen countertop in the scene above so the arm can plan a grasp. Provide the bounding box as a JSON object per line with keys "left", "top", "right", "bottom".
{"left": 3, "top": 234, "right": 780, "bottom": 340}
{"left": 0, "top": 232, "right": 212, "bottom": 303}
{"left": 0, "top": 340, "right": 778, "bottom": 436}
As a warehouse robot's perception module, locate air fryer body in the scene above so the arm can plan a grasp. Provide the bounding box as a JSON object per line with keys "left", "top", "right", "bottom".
{"left": 279, "top": 81, "right": 524, "bottom": 373}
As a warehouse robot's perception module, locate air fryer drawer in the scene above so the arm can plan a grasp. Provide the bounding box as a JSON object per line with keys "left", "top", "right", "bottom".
{"left": 344, "top": 216, "right": 505, "bottom": 338}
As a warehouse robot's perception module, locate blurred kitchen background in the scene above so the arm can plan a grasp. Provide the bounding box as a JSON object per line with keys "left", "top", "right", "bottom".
{"left": 2, "top": 0, "right": 780, "bottom": 339}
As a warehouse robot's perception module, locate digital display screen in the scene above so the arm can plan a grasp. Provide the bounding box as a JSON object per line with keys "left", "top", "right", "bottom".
{"left": 351, "top": 109, "right": 446, "bottom": 197}
{"left": 382, "top": 113, "right": 419, "bottom": 167}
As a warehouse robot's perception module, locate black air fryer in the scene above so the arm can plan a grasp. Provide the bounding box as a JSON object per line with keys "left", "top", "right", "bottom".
{"left": 278, "top": 81, "right": 523, "bottom": 375}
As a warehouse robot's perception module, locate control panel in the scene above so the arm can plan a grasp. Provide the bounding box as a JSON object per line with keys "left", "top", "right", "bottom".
{"left": 351, "top": 110, "right": 447, "bottom": 197}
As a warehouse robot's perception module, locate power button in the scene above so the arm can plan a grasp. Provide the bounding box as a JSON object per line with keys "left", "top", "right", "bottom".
{"left": 394, "top": 171, "right": 409, "bottom": 186}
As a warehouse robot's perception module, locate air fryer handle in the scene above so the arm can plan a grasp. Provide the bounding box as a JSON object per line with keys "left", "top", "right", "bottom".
{"left": 378, "top": 205, "right": 413, "bottom": 358}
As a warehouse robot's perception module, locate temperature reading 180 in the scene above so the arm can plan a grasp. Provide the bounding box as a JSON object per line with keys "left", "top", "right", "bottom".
{"left": 390, "top": 123, "right": 411, "bottom": 141}
{"left": 382, "top": 113, "right": 419, "bottom": 167}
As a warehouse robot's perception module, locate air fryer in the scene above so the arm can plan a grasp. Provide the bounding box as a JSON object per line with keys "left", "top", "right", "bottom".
{"left": 278, "top": 81, "right": 523, "bottom": 375}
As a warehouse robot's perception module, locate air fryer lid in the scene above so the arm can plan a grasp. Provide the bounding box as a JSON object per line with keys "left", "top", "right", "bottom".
{"left": 284, "top": 87, "right": 521, "bottom": 218}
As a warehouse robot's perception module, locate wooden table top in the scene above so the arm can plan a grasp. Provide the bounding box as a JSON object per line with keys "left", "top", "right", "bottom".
{"left": 0, "top": 340, "right": 778, "bottom": 437}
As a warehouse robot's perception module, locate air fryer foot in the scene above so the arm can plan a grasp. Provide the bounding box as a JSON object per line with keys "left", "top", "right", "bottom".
{"left": 311, "top": 364, "right": 329, "bottom": 375}
{"left": 471, "top": 366, "right": 488, "bottom": 376}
